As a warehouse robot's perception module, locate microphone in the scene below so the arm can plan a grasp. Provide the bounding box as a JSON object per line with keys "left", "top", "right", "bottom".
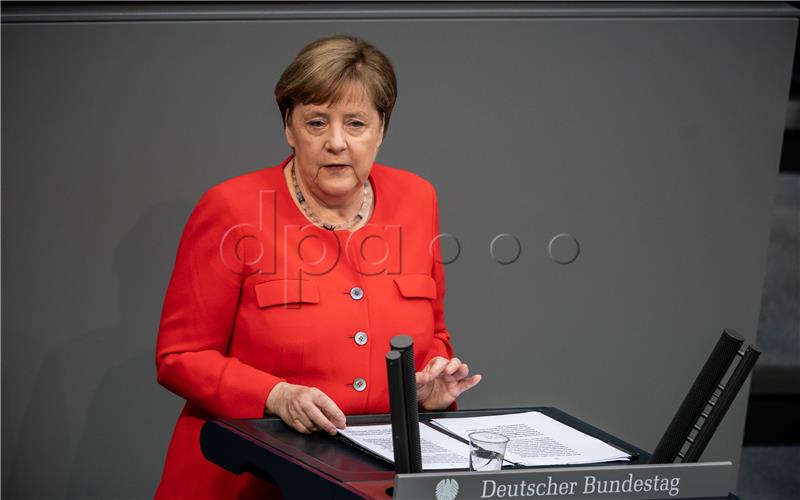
{"left": 386, "top": 351, "right": 411, "bottom": 473}
{"left": 387, "top": 335, "right": 423, "bottom": 473}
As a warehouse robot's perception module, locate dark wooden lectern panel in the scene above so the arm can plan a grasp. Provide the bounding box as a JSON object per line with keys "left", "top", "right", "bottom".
{"left": 202, "top": 407, "right": 649, "bottom": 498}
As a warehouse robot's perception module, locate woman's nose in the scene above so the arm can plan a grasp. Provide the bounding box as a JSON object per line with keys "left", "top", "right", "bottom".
{"left": 325, "top": 125, "right": 348, "bottom": 153}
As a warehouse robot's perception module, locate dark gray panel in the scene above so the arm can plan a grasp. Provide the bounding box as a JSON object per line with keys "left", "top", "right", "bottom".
{"left": 2, "top": 1, "right": 798, "bottom": 23}
{"left": 2, "top": 10, "right": 794, "bottom": 499}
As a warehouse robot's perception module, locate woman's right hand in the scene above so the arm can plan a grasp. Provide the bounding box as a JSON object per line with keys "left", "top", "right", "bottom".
{"left": 266, "top": 382, "right": 347, "bottom": 435}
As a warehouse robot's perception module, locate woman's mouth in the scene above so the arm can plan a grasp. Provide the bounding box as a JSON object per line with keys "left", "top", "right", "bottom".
{"left": 323, "top": 164, "right": 350, "bottom": 171}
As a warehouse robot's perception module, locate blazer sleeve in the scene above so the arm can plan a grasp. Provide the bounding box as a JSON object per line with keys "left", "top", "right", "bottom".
{"left": 155, "top": 187, "right": 284, "bottom": 419}
{"left": 425, "top": 184, "right": 455, "bottom": 365}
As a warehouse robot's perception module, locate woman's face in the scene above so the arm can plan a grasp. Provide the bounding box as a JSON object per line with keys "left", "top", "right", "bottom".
{"left": 285, "top": 87, "right": 384, "bottom": 203}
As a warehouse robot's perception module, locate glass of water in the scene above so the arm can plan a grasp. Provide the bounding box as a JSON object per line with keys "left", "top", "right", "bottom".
{"left": 468, "top": 431, "right": 509, "bottom": 471}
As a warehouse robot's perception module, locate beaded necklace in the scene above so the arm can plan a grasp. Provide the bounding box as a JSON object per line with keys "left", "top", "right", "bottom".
{"left": 290, "top": 160, "right": 372, "bottom": 231}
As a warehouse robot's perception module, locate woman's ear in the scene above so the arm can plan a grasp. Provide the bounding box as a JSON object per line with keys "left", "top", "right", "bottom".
{"left": 284, "top": 108, "right": 297, "bottom": 148}
{"left": 377, "top": 115, "right": 385, "bottom": 148}
{"left": 284, "top": 126, "right": 296, "bottom": 149}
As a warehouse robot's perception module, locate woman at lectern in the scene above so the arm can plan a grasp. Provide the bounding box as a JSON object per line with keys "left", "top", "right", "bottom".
{"left": 154, "top": 35, "right": 481, "bottom": 498}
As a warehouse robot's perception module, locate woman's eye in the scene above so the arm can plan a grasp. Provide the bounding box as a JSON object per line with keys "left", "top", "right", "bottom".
{"left": 308, "top": 120, "right": 326, "bottom": 128}
{"left": 348, "top": 121, "right": 366, "bottom": 129}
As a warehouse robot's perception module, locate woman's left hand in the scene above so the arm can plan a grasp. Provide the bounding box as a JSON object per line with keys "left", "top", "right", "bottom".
{"left": 416, "top": 357, "right": 482, "bottom": 411}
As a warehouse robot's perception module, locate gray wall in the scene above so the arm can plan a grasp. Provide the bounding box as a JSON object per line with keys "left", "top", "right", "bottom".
{"left": 2, "top": 3, "right": 795, "bottom": 498}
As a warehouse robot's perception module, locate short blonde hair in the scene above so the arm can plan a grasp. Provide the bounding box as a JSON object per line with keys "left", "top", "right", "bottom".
{"left": 275, "top": 35, "right": 398, "bottom": 135}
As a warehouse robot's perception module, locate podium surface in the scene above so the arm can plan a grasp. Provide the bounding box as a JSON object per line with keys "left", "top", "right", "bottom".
{"left": 201, "top": 407, "right": 653, "bottom": 498}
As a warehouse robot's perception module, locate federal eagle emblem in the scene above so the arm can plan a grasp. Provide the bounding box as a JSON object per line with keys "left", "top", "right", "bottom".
{"left": 435, "top": 478, "right": 459, "bottom": 500}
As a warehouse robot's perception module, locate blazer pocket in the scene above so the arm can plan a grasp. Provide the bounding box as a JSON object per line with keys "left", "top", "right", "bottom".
{"left": 393, "top": 274, "right": 437, "bottom": 300}
{"left": 254, "top": 279, "right": 320, "bottom": 308}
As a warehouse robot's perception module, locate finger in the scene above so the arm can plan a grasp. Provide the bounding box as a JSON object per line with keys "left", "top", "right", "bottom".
{"left": 425, "top": 356, "right": 448, "bottom": 371}
{"left": 455, "top": 374, "right": 482, "bottom": 394}
{"left": 292, "top": 413, "right": 316, "bottom": 433}
{"left": 290, "top": 418, "right": 312, "bottom": 434}
{"left": 442, "top": 361, "right": 467, "bottom": 378}
{"left": 415, "top": 370, "right": 432, "bottom": 389}
{"left": 306, "top": 405, "right": 338, "bottom": 435}
{"left": 321, "top": 407, "right": 347, "bottom": 431}
{"left": 298, "top": 397, "right": 331, "bottom": 432}
{"left": 313, "top": 393, "right": 346, "bottom": 429}
{"left": 425, "top": 357, "right": 449, "bottom": 379}
{"left": 445, "top": 357, "right": 462, "bottom": 375}
{"left": 289, "top": 403, "right": 317, "bottom": 432}
{"left": 416, "top": 374, "right": 435, "bottom": 404}
{"left": 302, "top": 391, "right": 338, "bottom": 433}
{"left": 440, "top": 364, "right": 469, "bottom": 385}
{"left": 312, "top": 390, "right": 347, "bottom": 429}
{"left": 450, "top": 362, "right": 469, "bottom": 380}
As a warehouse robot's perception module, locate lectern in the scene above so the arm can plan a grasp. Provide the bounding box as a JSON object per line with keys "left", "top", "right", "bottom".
{"left": 201, "top": 407, "right": 736, "bottom": 499}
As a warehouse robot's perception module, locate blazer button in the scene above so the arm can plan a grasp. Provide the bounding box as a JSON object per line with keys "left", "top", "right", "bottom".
{"left": 354, "top": 331, "right": 368, "bottom": 346}
{"left": 353, "top": 377, "right": 367, "bottom": 392}
{"left": 350, "top": 287, "right": 364, "bottom": 300}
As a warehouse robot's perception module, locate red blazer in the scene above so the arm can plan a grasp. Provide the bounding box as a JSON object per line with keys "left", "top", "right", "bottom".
{"left": 154, "top": 156, "right": 454, "bottom": 499}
